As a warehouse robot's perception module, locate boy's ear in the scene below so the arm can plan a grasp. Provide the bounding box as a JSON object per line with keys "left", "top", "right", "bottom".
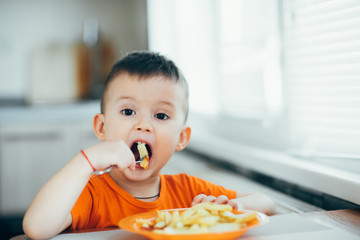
{"left": 176, "top": 126, "right": 191, "bottom": 151}
{"left": 93, "top": 113, "right": 106, "bottom": 141}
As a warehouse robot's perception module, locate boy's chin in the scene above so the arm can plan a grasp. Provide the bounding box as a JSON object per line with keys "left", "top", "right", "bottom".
{"left": 122, "top": 168, "right": 153, "bottom": 181}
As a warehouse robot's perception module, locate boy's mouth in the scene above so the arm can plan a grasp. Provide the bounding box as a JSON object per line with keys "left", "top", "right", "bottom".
{"left": 131, "top": 141, "right": 152, "bottom": 163}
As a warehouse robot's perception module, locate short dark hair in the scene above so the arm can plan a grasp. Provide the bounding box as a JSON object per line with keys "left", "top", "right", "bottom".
{"left": 100, "top": 51, "right": 189, "bottom": 121}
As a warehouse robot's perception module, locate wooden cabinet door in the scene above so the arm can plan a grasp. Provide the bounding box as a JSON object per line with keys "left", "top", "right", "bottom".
{"left": 0, "top": 124, "right": 68, "bottom": 214}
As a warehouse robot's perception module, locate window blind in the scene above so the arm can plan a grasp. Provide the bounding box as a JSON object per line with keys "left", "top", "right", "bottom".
{"left": 282, "top": 0, "right": 360, "bottom": 159}
{"left": 218, "top": 0, "right": 280, "bottom": 119}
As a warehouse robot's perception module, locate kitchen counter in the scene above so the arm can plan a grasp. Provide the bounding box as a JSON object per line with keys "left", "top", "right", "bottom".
{"left": 11, "top": 209, "right": 360, "bottom": 239}
{"left": 0, "top": 100, "right": 100, "bottom": 125}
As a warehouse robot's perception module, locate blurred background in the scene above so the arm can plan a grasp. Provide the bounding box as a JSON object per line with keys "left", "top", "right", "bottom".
{"left": 1, "top": 0, "right": 359, "bottom": 238}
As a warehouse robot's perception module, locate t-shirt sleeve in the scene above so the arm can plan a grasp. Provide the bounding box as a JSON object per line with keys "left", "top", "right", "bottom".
{"left": 182, "top": 174, "right": 237, "bottom": 200}
{"left": 69, "top": 183, "right": 96, "bottom": 230}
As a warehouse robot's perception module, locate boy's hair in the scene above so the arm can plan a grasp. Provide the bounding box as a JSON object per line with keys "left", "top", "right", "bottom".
{"left": 101, "top": 51, "right": 189, "bottom": 122}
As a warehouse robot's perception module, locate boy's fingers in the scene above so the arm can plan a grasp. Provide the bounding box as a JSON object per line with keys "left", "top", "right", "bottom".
{"left": 126, "top": 153, "right": 136, "bottom": 172}
{"left": 114, "top": 153, "right": 135, "bottom": 171}
{"left": 129, "top": 161, "right": 136, "bottom": 171}
{"left": 228, "top": 199, "right": 244, "bottom": 209}
{"left": 201, "top": 195, "right": 216, "bottom": 203}
{"left": 191, "top": 194, "right": 207, "bottom": 206}
{"left": 193, "top": 194, "right": 234, "bottom": 207}
{"left": 123, "top": 150, "right": 136, "bottom": 171}
{"left": 214, "top": 195, "right": 229, "bottom": 205}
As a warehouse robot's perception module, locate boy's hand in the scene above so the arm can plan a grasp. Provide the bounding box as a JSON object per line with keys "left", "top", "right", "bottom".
{"left": 191, "top": 194, "right": 241, "bottom": 209}
{"left": 83, "top": 141, "right": 136, "bottom": 172}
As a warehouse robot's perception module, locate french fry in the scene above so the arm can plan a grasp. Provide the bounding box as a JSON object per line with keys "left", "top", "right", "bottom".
{"left": 136, "top": 218, "right": 153, "bottom": 228}
{"left": 137, "top": 142, "right": 149, "bottom": 169}
{"left": 139, "top": 155, "right": 149, "bottom": 169}
{"left": 137, "top": 202, "right": 258, "bottom": 234}
{"left": 137, "top": 142, "right": 148, "bottom": 159}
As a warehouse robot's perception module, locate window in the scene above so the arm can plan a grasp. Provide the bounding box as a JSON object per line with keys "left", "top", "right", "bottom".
{"left": 148, "top": 0, "right": 280, "bottom": 119}
{"left": 147, "top": 0, "right": 283, "bottom": 148}
{"left": 147, "top": 0, "right": 360, "bottom": 177}
{"left": 282, "top": 0, "right": 360, "bottom": 173}
{"left": 218, "top": 0, "right": 282, "bottom": 120}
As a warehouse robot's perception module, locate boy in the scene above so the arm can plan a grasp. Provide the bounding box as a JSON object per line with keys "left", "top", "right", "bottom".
{"left": 23, "top": 51, "right": 275, "bottom": 239}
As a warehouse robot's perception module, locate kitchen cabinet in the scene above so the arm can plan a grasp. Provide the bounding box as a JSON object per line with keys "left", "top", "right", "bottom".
{"left": 0, "top": 102, "right": 100, "bottom": 215}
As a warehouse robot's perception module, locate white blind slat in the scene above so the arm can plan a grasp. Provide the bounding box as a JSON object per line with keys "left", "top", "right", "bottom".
{"left": 283, "top": 0, "right": 360, "bottom": 159}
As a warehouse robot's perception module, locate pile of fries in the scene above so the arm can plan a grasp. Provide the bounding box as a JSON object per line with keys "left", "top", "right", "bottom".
{"left": 136, "top": 202, "right": 258, "bottom": 234}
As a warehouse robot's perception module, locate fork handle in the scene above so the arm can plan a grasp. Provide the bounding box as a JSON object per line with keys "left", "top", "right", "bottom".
{"left": 92, "top": 166, "right": 112, "bottom": 175}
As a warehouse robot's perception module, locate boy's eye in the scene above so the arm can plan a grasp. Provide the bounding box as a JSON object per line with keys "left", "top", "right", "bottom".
{"left": 121, "top": 108, "right": 135, "bottom": 116}
{"left": 155, "top": 113, "right": 169, "bottom": 120}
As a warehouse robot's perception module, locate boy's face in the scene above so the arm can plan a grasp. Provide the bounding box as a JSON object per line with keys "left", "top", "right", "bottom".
{"left": 95, "top": 73, "right": 190, "bottom": 181}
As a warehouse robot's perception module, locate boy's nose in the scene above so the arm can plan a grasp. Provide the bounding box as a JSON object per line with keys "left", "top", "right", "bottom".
{"left": 136, "top": 126, "right": 152, "bottom": 133}
{"left": 135, "top": 117, "right": 153, "bottom": 133}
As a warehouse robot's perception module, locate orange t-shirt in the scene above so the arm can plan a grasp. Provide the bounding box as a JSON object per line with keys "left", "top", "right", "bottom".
{"left": 70, "top": 173, "right": 237, "bottom": 230}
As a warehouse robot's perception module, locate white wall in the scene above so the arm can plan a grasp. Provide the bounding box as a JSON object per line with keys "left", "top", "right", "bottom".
{"left": 0, "top": 0, "right": 148, "bottom": 99}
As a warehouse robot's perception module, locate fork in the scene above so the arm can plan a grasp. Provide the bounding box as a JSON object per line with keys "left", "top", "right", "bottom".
{"left": 92, "top": 159, "right": 143, "bottom": 175}
{"left": 92, "top": 166, "right": 113, "bottom": 175}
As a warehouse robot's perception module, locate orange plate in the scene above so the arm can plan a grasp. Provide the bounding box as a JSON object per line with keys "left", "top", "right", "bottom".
{"left": 118, "top": 208, "right": 269, "bottom": 240}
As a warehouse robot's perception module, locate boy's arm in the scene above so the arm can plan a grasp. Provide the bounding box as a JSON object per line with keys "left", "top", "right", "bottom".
{"left": 232, "top": 192, "right": 276, "bottom": 215}
{"left": 192, "top": 192, "right": 276, "bottom": 215}
{"left": 23, "top": 141, "right": 136, "bottom": 240}
{"left": 22, "top": 152, "right": 92, "bottom": 239}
